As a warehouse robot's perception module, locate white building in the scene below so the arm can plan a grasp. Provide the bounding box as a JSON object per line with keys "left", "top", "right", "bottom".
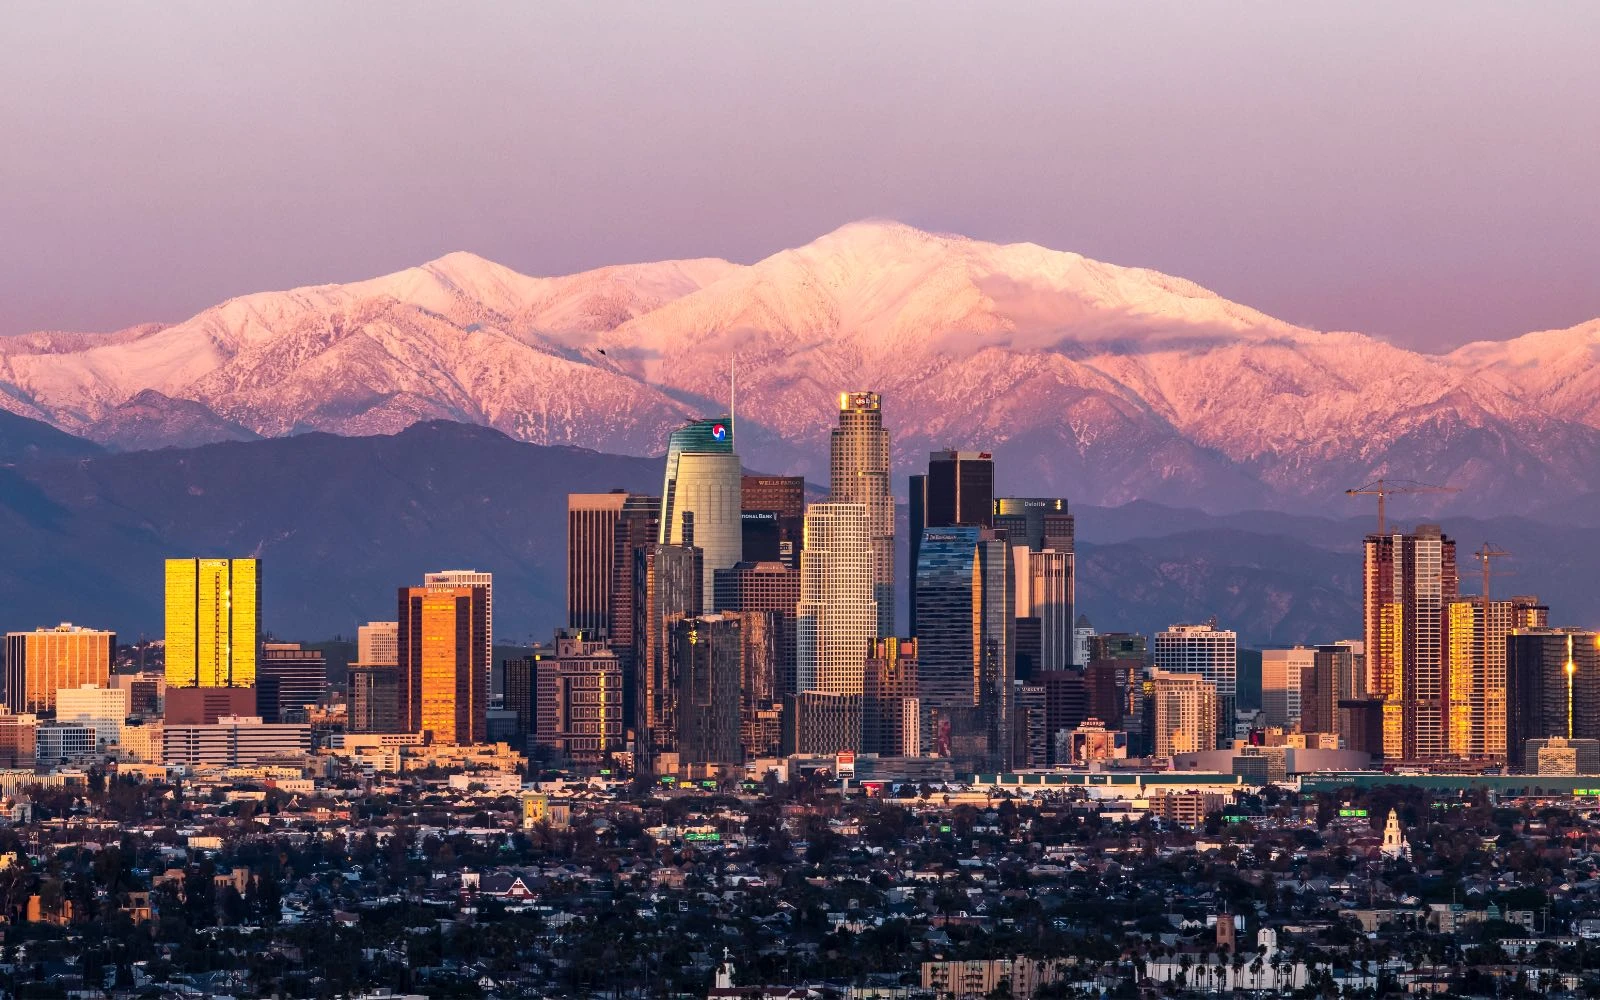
{"left": 1261, "top": 646, "right": 1315, "bottom": 729}
{"left": 55, "top": 684, "right": 129, "bottom": 750}
{"left": 163, "top": 716, "right": 311, "bottom": 767}
{"left": 668, "top": 453, "right": 743, "bottom": 609}
{"left": 795, "top": 502, "right": 878, "bottom": 696}
{"left": 357, "top": 621, "right": 399, "bottom": 665}
{"left": 1155, "top": 622, "right": 1238, "bottom": 748}
{"left": 120, "top": 722, "right": 163, "bottom": 764}
{"left": 36, "top": 722, "right": 96, "bottom": 764}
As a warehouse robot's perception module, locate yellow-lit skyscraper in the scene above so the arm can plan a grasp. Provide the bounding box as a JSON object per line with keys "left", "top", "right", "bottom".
{"left": 165, "top": 558, "right": 260, "bottom": 688}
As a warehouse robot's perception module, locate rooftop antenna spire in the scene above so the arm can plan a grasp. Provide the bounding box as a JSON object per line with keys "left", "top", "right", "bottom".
{"left": 730, "top": 353, "right": 736, "bottom": 452}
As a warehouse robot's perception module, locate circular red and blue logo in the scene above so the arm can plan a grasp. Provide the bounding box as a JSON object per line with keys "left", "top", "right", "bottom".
{"left": 711, "top": 422, "right": 728, "bottom": 441}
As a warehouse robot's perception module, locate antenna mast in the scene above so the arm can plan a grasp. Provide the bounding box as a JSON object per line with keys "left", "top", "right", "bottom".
{"left": 730, "top": 354, "right": 736, "bottom": 451}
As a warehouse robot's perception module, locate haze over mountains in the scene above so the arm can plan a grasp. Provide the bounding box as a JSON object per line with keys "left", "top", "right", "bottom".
{"left": 6, "top": 221, "right": 1600, "bottom": 514}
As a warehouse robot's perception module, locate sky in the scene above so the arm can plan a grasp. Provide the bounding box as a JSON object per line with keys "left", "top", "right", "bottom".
{"left": 3, "top": 2, "right": 1598, "bottom": 351}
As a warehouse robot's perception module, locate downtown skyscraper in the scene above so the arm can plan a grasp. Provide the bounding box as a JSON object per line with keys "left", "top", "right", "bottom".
{"left": 914, "top": 525, "right": 1014, "bottom": 770}
{"left": 795, "top": 502, "right": 877, "bottom": 696}
{"left": 659, "top": 417, "right": 741, "bottom": 609}
{"left": 567, "top": 491, "right": 631, "bottom": 635}
{"left": 994, "top": 497, "right": 1075, "bottom": 674}
{"left": 1153, "top": 623, "right": 1236, "bottom": 749}
{"left": 1363, "top": 525, "right": 1457, "bottom": 759}
{"left": 830, "top": 391, "right": 894, "bottom": 637}
{"left": 1445, "top": 594, "right": 1546, "bottom": 759}
{"left": 909, "top": 450, "right": 994, "bottom": 634}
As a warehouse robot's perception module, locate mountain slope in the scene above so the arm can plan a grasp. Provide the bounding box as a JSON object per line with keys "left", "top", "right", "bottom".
{"left": 4, "top": 221, "right": 1598, "bottom": 513}
{"left": 3, "top": 420, "right": 1597, "bottom": 646}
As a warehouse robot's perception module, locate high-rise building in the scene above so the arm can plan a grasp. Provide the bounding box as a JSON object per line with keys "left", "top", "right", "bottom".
{"left": 165, "top": 558, "right": 260, "bottom": 689}
{"left": 348, "top": 664, "right": 401, "bottom": 733}
{"left": 1301, "top": 643, "right": 1362, "bottom": 737}
{"left": 914, "top": 525, "right": 1015, "bottom": 769}
{"left": 1363, "top": 525, "right": 1458, "bottom": 759}
{"left": 358, "top": 622, "right": 399, "bottom": 666}
{"left": 1507, "top": 628, "right": 1600, "bottom": 768}
{"left": 534, "top": 631, "right": 624, "bottom": 763}
{"left": 782, "top": 692, "right": 863, "bottom": 755}
{"left": 995, "top": 498, "right": 1075, "bottom": 670}
{"left": 863, "top": 637, "right": 920, "bottom": 757}
{"left": 1073, "top": 615, "right": 1098, "bottom": 669}
{"left": 909, "top": 450, "right": 994, "bottom": 634}
{"left": 1261, "top": 647, "right": 1315, "bottom": 730}
{"left": 4, "top": 624, "right": 115, "bottom": 714}
{"left": 668, "top": 614, "right": 750, "bottom": 772}
{"left": 1154, "top": 623, "right": 1237, "bottom": 749}
{"left": 607, "top": 493, "right": 661, "bottom": 720}
{"left": 1445, "top": 595, "right": 1547, "bottom": 759}
{"left": 661, "top": 417, "right": 734, "bottom": 539}
{"left": 739, "top": 511, "right": 783, "bottom": 563}
{"left": 741, "top": 475, "right": 804, "bottom": 568}
{"left": 660, "top": 418, "right": 741, "bottom": 609}
{"left": 713, "top": 561, "right": 800, "bottom": 697}
{"left": 830, "top": 391, "right": 895, "bottom": 637}
{"left": 257, "top": 643, "right": 327, "bottom": 724}
{"left": 502, "top": 653, "right": 542, "bottom": 739}
{"left": 1013, "top": 682, "right": 1048, "bottom": 769}
{"left": 423, "top": 570, "right": 494, "bottom": 704}
{"left": 398, "top": 585, "right": 489, "bottom": 744}
{"left": 795, "top": 503, "right": 878, "bottom": 699}
{"left": 567, "top": 491, "right": 631, "bottom": 635}
{"left": 1151, "top": 669, "right": 1218, "bottom": 759}
{"left": 1039, "top": 669, "right": 1089, "bottom": 760}
{"left": 634, "top": 543, "right": 701, "bottom": 768}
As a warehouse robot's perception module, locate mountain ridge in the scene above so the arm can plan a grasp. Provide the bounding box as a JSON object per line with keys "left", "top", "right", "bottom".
{"left": 4, "top": 220, "right": 1598, "bottom": 514}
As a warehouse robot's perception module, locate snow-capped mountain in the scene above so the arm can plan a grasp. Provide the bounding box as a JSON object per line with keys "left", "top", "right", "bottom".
{"left": 4, "top": 221, "right": 1597, "bottom": 513}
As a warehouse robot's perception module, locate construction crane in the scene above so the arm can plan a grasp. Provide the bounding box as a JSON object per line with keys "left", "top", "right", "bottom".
{"left": 1473, "top": 542, "right": 1512, "bottom": 602}
{"left": 1345, "top": 478, "right": 1461, "bottom": 535}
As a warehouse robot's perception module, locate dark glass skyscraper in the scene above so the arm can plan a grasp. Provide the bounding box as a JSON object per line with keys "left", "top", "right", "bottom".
{"left": 257, "top": 642, "right": 326, "bottom": 723}
{"left": 908, "top": 450, "right": 995, "bottom": 635}
{"left": 914, "top": 525, "right": 1014, "bottom": 770}
{"left": 742, "top": 475, "right": 805, "bottom": 568}
{"left": 1507, "top": 628, "right": 1600, "bottom": 767}
{"left": 995, "top": 496, "right": 1075, "bottom": 671}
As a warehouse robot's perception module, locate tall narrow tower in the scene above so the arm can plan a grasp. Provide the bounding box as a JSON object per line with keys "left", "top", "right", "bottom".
{"left": 1363, "top": 525, "right": 1457, "bottom": 760}
{"left": 830, "top": 391, "right": 895, "bottom": 637}
{"left": 795, "top": 503, "right": 877, "bottom": 697}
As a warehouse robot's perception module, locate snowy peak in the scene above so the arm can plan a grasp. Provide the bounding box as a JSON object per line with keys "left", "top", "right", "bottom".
{"left": 2, "top": 221, "right": 1599, "bottom": 514}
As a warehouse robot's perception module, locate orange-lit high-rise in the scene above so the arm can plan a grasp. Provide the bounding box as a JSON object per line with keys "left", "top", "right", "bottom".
{"left": 398, "top": 585, "right": 488, "bottom": 744}
{"left": 1363, "top": 525, "right": 1457, "bottom": 760}
{"left": 4, "top": 624, "right": 115, "bottom": 714}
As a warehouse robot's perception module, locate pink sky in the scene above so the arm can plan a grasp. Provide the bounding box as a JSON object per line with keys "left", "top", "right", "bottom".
{"left": 2, "top": 2, "right": 1597, "bottom": 351}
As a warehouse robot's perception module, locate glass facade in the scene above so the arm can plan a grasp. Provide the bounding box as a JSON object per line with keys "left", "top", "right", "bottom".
{"left": 164, "top": 558, "right": 260, "bottom": 689}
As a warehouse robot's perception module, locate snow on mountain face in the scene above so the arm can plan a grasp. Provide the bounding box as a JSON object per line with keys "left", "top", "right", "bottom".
{"left": 2, "top": 220, "right": 1598, "bottom": 514}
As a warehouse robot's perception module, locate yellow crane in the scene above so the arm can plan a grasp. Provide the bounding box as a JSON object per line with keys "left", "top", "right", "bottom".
{"left": 1345, "top": 478, "right": 1461, "bottom": 535}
